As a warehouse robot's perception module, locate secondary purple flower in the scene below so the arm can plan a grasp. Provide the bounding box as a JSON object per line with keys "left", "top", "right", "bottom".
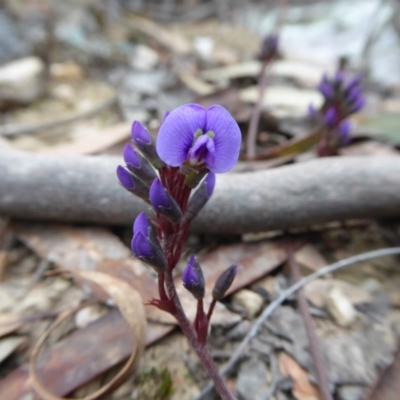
{"left": 182, "top": 255, "right": 205, "bottom": 299}
{"left": 116, "top": 165, "right": 150, "bottom": 202}
{"left": 156, "top": 104, "right": 241, "bottom": 174}
{"left": 123, "top": 144, "right": 158, "bottom": 185}
{"left": 338, "top": 120, "right": 351, "bottom": 144}
{"left": 184, "top": 172, "right": 216, "bottom": 222}
{"left": 212, "top": 264, "right": 237, "bottom": 301}
{"left": 131, "top": 121, "right": 165, "bottom": 169}
{"left": 149, "top": 178, "right": 182, "bottom": 223}
{"left": 324, "top": 107, "right": 337, "bottom": 127}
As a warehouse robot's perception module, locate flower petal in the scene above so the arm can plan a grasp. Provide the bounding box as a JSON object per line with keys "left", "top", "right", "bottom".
{"left": 133, "top": 212, "right": 150, "bottom": 235}
{"left": 157, "top": 104, "right": 206, "bottom": 166}
{"left": 204, "top": 105, "right": 241, "bottom": 173}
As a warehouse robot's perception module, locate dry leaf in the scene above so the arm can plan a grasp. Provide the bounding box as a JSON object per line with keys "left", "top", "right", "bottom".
{"left": 295, "top": 244, "right": 328, "bottom": 272}
{"left": 279, "top": 352, "right": 321, "bottom": 400}
{"left": 0, "top": 336, "right": 26, "bottom": 363}
{"left": 0, "top": 313, "right": 23, "bottom": 337}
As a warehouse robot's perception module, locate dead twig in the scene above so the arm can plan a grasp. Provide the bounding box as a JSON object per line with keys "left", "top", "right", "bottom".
{"left": 286, "top": 241, "right": 333, "bottom": 400}
{"left": 1, "top": 152, "right": 400, "bottom": 234}
{"left": 0, "top": 94, "right": 117, "bottom": 137}
{"left": 194, "top": 247, "right": 400, "bottom": 400}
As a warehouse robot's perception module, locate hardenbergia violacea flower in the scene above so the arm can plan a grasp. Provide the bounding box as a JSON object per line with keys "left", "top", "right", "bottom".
{"left": 310, "top": 70, "right": 365, "bottom": 156}
{"left": 116, "top": 103, "right": 241, "bottom": 400}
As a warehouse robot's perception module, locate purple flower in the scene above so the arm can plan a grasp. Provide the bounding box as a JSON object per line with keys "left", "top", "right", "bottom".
{"left": 318, "top": 76, "right": 333, "bottom": 99}
{"left": 182, "top": 255, "right": 205, "bottom": 299}
{"left": 156, "top": 104, "right": 241, "bottom": 174}
{"left": 184, "top": 172, "right": 216, "bottom": 221}
{"left": 132, "top": 232, "right": 153, "bottom": 259}
{"left": 149, "top": 178, "right": 182, "bottom": 223}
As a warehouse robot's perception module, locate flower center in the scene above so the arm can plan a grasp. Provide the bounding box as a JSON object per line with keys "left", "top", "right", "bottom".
{"left": 187, "top": 130, "right": 215, "bottom": 168}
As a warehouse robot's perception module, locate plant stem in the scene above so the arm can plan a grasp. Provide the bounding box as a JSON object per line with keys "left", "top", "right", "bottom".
{"left": 164, "top": 270, "right": 233, "bottom": 400}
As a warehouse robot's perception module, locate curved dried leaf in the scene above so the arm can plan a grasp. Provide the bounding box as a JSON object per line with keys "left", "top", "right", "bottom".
{"left": 30, "top": 273, "right": 147, "bottom": 400}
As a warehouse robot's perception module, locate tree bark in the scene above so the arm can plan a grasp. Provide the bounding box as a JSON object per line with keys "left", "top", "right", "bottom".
{"left": 1, "top": 150, "right": 399, "bottom": 234}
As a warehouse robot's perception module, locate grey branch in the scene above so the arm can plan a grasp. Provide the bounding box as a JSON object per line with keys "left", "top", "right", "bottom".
{"left": 0, "top": 150, "right": 400, "bottom": 234}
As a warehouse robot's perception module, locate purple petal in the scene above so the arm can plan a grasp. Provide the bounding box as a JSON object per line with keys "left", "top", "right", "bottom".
{"left": 149, "top": 178, "right": 170, "bottom": 210}
{"left": 133, "top": 212, "right": 150, "bottom": 235}
{"left": 156, "top": 104, "right": 207, "bottom": 166}
{"left": 123, "top": 144, "right": 140, "bottom": 168}
{"left": 204, "top": 105, "right": 241, "bottom": 173}
{"left": 132, "top": 231, "right": 152, "bottom": 258}
{"left": 188, "top": 134, "right": 215, "bottom": 168}
{"left": 131, "top": 121, "right": 152, "bottom": 145}
{"left": 182, "top": 256, "right": 200, "bottom": 288}
{"left": 318, "top": 81, "right": 333, "bottom": 99}
{"left": 116, "top": 166, "right": 134, "bottom": 189}
{"left": 350, "top": 96, "right": 365, "bottom": 113}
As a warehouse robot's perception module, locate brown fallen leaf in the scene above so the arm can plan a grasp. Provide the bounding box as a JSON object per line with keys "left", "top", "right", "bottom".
{"left": 0, "top": 336, "right": 26, "bottom": 364}
{"left": 295, "top": 244, "right": 328, "bottom": 273}
{"left": 0, "top": 313, "right": 24, "bottom": 337}
{"left": 39, "top": 123, "right": 130, "bottom": 155}
{"left": 0, "top": 311, "right": 132, "bottom": 399}
{"left": 30, "top": 273, "right": 147, "bottom": 400}
{"left": 279, "top": 352, "right": 322, "bottom": 400}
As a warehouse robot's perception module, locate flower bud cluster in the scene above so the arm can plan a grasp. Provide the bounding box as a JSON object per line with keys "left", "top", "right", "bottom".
{"left": 310, "top": 71, "right": 365, "bottom": 155}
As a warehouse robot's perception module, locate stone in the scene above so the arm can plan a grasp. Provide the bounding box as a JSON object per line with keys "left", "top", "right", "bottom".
{"left": 236, "top": 357, "right": 269, "bottom": 400}
{"left": 326, "top": 286, "right": 357, "bottom": 327}
{"left": 231, "top": 289, "right": 264, "bottom": 319}
{"left": 0, "top": 57, "right": 45, "bottom": 109}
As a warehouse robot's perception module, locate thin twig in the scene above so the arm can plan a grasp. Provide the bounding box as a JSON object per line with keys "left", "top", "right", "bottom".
{"left": 0, "top": 95, "right": 117, "bottom": 137}
{"left": 194, "top": 247, "right": 400, "bottom": 400}
{"left": 287, "top": 242, "right": 333, "bottom": 400}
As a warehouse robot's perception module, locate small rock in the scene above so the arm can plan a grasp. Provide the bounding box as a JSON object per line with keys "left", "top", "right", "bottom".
{"left": 0, "top": 57, "right": 45, "bottom": 109}
{"left": 236, "top": 357, "right": 269, "bottom": 400}
{"left": 326, "top": 286, "right": 357, "bottom": 327}
{"left": 131, "top": 45, "right": 159, "bottom": 70}
{"left": 337, "top": 385, "right": 366, "bottom": 400}
{"left": 50, "top": 61, "right": 83, "bottom": 80}
{"left": 232, "top": 289, "right": 264, "bottom": 319}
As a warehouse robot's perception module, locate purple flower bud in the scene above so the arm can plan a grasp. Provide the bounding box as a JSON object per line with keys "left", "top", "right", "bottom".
{"left": 338, "top": 120, "right": 351, "bottom": 144}
{"left": 346, "top": 86, "right": 362, "bottom": 105}
{"left": 184, "top": 172, "right": 216, "bottom": 221}
{"left": 212, "top": 264, "right": 237, "bottom": 301}
{"left": 324, "top": 107, "right": 337, "bottom": 127}
{"left": 149, "top": 178, "right": 182, "bottom": 223}
{"left": 344, "top": 73, "right": 363, "bottom": 93}
{"left": 318, "top": 78, "right": 333, "bottom": 99}
{"left": 116, "top": 165, "right": 150, "bottom": 203}
{"left": 258, "top": 33, "right": 279, "bottom": 62}
{"left": 349, "top": 96, "right": 365, "bottom": 113}
{"left": 131, "top": 230, "right": 167, "bottom": 273}
{"left": 123, "top": 143, "right": 158, "bottom": 185}
{"left": 182, "top": 255, "right": 205, "bottom": 299}
{"left": 133, "top": 212, "right": 150, "bottom": 235}
{"left": 156, "top": 104, "right": 241, "bottom": 174}
{"left": 131, "top": 121, "right": 165, "bottom": 169}
{"left": 308, "top": 103, "right": 317, "bottom": 118}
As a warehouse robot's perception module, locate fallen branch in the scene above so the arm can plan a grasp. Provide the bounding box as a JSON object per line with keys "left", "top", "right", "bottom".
{"left": 0, "top": 150, "right": 400, "bottom": 234}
